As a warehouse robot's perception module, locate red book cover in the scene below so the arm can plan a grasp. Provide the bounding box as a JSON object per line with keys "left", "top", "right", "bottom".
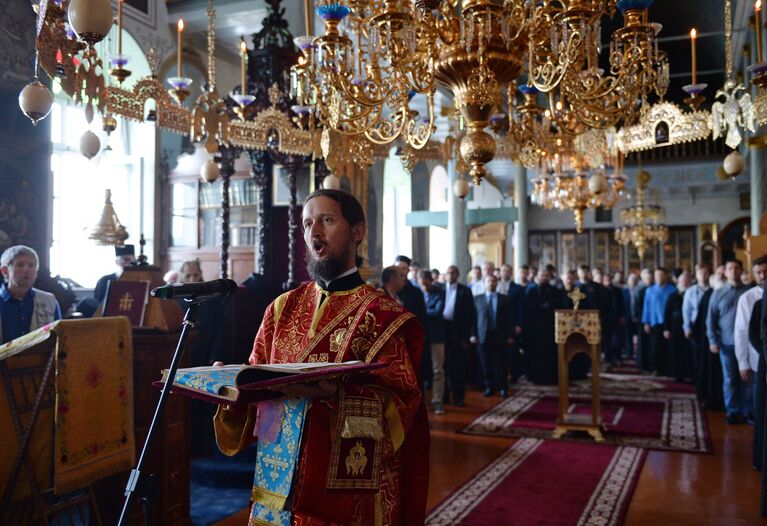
{"left": 103, "top": 280, "right": 150, "bottom": 326}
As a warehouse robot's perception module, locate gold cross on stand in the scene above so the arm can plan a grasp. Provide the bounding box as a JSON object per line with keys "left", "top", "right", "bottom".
{"left": 568, "top": 288, "right": 586, "bottom": 311}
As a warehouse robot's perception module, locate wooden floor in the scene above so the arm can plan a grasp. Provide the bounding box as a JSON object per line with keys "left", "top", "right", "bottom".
{"left": 215, "top": 389, "right": 765, "bottom": 525}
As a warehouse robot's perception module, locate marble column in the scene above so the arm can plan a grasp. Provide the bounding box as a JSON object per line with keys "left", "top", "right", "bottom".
{"left": 447, "top": 159, "right": 471, "bottom": 277}
{"left": 513, "top": 163, "right": 529, "bottom": 270}
{"left": 748, "top": 32, "right": 767, "bottom": 235}
{"left": 750, "top": 142, "right": 767, "bottom": 234}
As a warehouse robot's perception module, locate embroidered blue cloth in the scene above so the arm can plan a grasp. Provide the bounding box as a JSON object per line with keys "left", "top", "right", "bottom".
{"left": 172, "top": 365, "right": 242, "bottom": 395}
{"left": 250, "top": 397, "right": 309, "bottom": 526}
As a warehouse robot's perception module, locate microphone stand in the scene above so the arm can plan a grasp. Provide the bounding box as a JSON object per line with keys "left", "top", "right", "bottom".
{"left": 117, "top": 299, "right": 202, "bottom": 526}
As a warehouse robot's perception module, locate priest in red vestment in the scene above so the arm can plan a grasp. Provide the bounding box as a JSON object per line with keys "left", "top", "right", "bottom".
{"left": 214, "top": 189, "right": 429, "bottom": 526}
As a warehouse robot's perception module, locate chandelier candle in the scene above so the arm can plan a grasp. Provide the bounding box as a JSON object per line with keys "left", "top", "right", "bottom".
{"left": 118, "top": 0, "right": 123, "bottom": 54}
{"left": 177, "top": 19, "right": 184, "bottom": 77}
{"left": 240, "top": 39, "right": 247, "bottom": 91}
{"left": 690, "top": 28, "right": 697, "bottom": 85}
{"left": 757, "top": 1, "right": 763, "bottom": 63}
{"left": 304, "top": 0, "right": 312, "bottom": 36}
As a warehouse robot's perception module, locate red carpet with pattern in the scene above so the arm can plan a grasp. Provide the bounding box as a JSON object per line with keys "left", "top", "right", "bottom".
{"left": 461, "top": 388, "right": 711, "bottom": 453}
{"left": 425, "top": 438, "right": 646, "bottom": 526}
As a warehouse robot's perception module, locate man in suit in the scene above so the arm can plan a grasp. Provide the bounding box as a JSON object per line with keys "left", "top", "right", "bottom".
{"left": 442, "top": 265, "right": 476, "bottom": 406}
{"left": 471, "top": 274, "right": 514, "bottom": 397}
{"left": 506, "top": 272, "right": 526, "bottom": 382}
{"left": 623, "top": 272, "right": 640, "bottom": 359}
{"left": 394, "top": 255, "right": 430, "bottom": 385}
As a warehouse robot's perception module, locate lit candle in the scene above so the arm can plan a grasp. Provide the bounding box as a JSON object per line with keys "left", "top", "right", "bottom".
{"left": 304, "top": 0, "right": 312, "bottom": 37}
{"left": 240, "top": 39, "right": 247, "bottom": 92}
{"left": 118, "top": 0, "right": 123, "bottom": 55}
{"left": 757, "top": 0, "right": 763, "bottom": 63}
{"left": 690, "top": 28, "right": 697, "bottom": 84}
{"left": 177, "top": 19, "right": 184, "bottom": 77}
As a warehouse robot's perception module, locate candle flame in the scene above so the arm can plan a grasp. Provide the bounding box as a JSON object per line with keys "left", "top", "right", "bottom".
{"left": 758, "top": 0, "right": 762, "bottom": 11}
{"left": 690, "top": 28, "right": 697, "bottom": 39}
{"left": 178, "top": 19, "right": 184, "bottom": 31}
{"left": 240, "top": 40, "right": 247, "bottom": 54}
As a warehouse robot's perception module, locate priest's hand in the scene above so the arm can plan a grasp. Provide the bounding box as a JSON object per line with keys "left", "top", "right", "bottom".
{"left": 470, "top": 336, "right": 478, "bottom": 345}
{"left": 506, "top": 337, "right": 515, "bottom": 346}
{"left": 684, "top": 331, "right": 692, "bottom": 339}
{"left": 709, "top": 344, "right": 720, "bottom": 354}
{"left": 643, "top": 324, "right": 651, "bottom": 334}
{"left": 740, "top": 369, "right": 752, "bottom": 383}
{"left": 272, "top": 380, "right": 338, "bottom": 399}
{"left": 663, "top": 330, "right": 671, "bottom": 340}
{"left": 514, "top": 326, "right": 522, "bottom": 335}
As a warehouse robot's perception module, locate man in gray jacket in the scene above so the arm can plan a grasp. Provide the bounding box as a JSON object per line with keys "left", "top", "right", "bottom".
{"left": 0, "top": 245, "right": 61, "bottom": 344}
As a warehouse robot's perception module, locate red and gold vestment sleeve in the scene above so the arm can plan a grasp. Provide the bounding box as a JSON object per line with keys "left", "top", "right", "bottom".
{"left": 213, "top": 299, "right": 278, "bottom": 456}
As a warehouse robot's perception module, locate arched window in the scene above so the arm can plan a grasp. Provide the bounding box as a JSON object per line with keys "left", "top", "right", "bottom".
{"left": 382, "top": 148, "right": 412, "bottom": 266}
{"left": 49, "top": 26, "right": 155, "bottom": 287}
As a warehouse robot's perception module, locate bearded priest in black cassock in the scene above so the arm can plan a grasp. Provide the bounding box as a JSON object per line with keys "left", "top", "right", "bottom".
{"left": 524, "top": 268, "right": 566, "bottom": 385}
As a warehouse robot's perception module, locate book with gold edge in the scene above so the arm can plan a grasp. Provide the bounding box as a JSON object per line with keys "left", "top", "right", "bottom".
{"left": 155, "top": 361, "right": 387, "bottom": 405}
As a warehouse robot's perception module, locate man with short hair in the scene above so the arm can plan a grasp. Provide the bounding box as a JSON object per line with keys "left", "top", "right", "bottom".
{"left": 471, "top": 274, "right": 514, "bottom": 397}
{"left": 734, "top": 257, "right": 767, "bottom": 426}
{"left": 382, "top": 265, "right": 406, "bottom": 301}
{"left": 707, "top": 259, "right": 751, "bottom": 424}
{"left": 420, "top": 270, "right": 447, "bottom": 415}
{"left": 518, "top": 264, "right": 532, "bottom": 291}
{"left": 498, "top": 264, "right": 514, "bottom": 294}
{"left": 94, "top": 244, "right": 136, "bottom": 303}
{"left": 636, "top": 268, "right": 654, "bottom": 370}
{"left": 0, "top": 245, "right": 61, "bottom": 343}
{"left": 623, "top": 272, "right": 640, "bottom": 359}
{"left": 642, "top": 268, "right": 677, "bottom": 375}
{"left": 442, "top": 265, "right": 476, "bottom": 406}
{"left": 394, "top": 255, "right": 429, "bottom": 383}
{"left": 215, "top": 190, "right": 429, "bottom": 524}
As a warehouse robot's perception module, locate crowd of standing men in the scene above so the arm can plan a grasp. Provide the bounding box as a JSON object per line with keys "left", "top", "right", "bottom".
{"left": 378, "top": 253, "right": 767, "bottom": 514}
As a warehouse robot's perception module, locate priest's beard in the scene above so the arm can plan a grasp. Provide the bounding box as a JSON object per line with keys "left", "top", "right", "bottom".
{"left": 305, "top": 248, "right": 353, "bottom": 283}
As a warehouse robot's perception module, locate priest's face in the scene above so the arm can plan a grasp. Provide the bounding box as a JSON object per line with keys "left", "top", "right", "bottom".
{"left": 754, "top": 263, "right": 767, "bottom": 287}
{"left": 303, "top": 196, "right": 365, "bottom": 281}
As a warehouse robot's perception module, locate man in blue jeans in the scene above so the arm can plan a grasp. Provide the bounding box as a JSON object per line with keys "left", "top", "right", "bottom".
{"left": 707, "top": 259, "right": 751, "bottom": 424}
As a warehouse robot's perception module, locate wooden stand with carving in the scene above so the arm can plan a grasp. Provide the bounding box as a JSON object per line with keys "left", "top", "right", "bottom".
{"left": 553, "top": 301, "right": 604, "bottom": 442}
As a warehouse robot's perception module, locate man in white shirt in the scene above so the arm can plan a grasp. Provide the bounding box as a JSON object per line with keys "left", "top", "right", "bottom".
{"left": 735, "top": 256, "right": 767, "bottom": 423}
{"left": 498, "top": 263, "right": 514, "bottom": 295}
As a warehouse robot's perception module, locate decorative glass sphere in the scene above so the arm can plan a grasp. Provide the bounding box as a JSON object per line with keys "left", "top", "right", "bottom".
{"left": 200, "top": 159, "right": 220, "bottom": 183}
{"left": 68, "top": 0, "right": 114, "bottom": 46}
{"left": 80, "top": 130, "right": 101, "bottom": 159}
{"left": 723, "top": 150, "right": 745, "bottom": 178}
{"left": 18, "top": 80, "right": 53, "bottom": 125}
{"left": 453, "top": 179, "right": 470, "bottom": 199}
{"left": 322, "top": 174, "right": 341, "bottom": 190}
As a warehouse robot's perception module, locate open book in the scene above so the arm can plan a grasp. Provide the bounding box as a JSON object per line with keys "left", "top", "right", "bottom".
{"left": 156, "top": 361, "right": 386, "bottom": 405}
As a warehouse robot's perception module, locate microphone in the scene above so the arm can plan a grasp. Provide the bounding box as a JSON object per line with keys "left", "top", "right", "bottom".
{"left": 151, "top": 279, "right": 238, "bottom": 300}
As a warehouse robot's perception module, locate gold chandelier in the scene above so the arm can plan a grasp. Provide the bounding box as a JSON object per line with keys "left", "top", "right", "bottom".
{"left": 532, "top": 129, "right": 626, "bottom": 232}
{"left": 615, "top": 170, "right": 668, "bottom": 259}
{"left": 529, "top": 0, "right": 668, "bottom": 131}
{"left": 291, "top": 0, "right": 530, "bottom": 184}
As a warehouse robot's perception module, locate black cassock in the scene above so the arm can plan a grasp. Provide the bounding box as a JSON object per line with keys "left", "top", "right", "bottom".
{"left": 693, "top": 288, "right": 724, "bottom": 410}
{"left": 664, "top": 291, "right": 691, "bottom": 382}
{"left": 525, "top": 285, "right": 565, "bottom": 385}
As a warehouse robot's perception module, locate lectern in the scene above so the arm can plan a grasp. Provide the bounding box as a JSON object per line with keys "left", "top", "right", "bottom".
{"left": 552, "top": 289, "right": 604, "bottom": 442}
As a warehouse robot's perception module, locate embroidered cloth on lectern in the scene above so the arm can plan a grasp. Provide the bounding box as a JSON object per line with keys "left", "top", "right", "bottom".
{"left": 249, "top": 397, "right": 308, "bottom": 526}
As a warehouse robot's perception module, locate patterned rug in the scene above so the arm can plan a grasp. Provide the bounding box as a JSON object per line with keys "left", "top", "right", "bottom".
{"left": 460, "top": 388, "right": 711, "bottom": 453}
{"left": 426, "top": 438, "right": 646, "bottom": 526}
